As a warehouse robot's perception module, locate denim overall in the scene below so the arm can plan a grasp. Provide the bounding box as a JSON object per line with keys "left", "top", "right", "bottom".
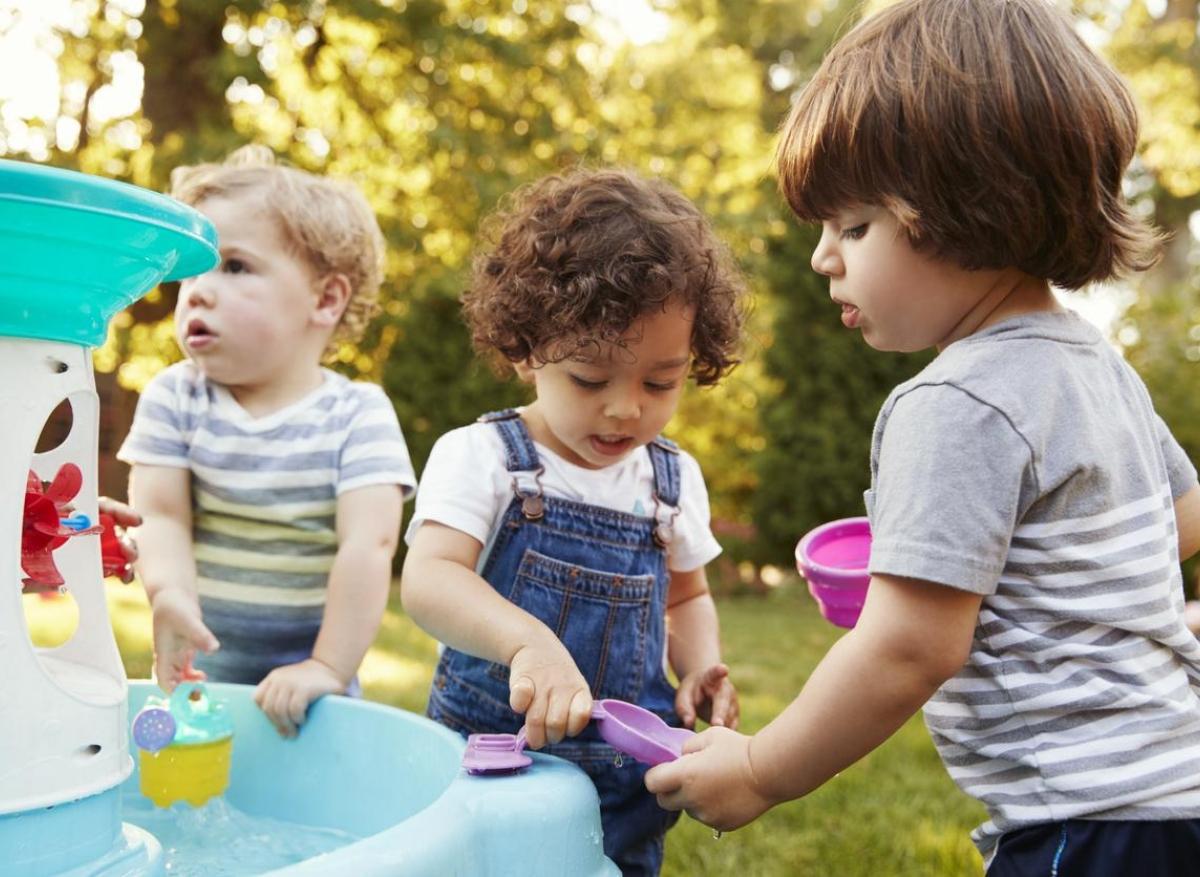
{"left": 427, "top": 410, "right": 682, "bottom": 876}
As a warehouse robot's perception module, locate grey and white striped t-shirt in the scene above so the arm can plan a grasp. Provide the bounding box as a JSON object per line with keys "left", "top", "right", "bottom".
{"left": 117, "top": 361, "right": 416, "bottom": 682}
{"left": 866, "top": 310, "right": 1200, "bottom": 858}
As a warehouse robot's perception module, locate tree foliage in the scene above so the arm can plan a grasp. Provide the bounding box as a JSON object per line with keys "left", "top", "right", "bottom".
{"left": 2, "top": 0, "right": 784, "bottom": 536}
{"left": 2, "top": 0, "right": 1197, "bottom": 576}
{"left": 1102, "top": 0, "right": 1200, "bottom": 469}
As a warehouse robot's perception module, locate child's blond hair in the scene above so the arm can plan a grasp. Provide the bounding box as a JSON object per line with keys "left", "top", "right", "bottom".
{"left": 170, "top": 145, "right": 385, "bottom": 352}
{"left": 776, "top": 0, "right": 1162, "bottom": 289}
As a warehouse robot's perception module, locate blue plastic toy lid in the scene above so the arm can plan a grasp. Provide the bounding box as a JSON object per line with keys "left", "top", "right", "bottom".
{"left": 0, "top": 158, "right": 217, "bottom": 346}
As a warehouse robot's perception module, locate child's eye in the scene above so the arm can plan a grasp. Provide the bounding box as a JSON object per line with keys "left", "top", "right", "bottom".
{"left": 645, "top": 381, "right": 678, "bottom": 393}
{"left": 840, "top": 224, "right": 868, "bottom": 241}
{"left": 223, "top": 258, "right": 249, "bottom": 274}
{"left": 569, "top": 374, "right": 606, "bottom": 390}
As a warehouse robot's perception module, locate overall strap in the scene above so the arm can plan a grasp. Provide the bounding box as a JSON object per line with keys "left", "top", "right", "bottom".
{"left": 647, "top": 437, "right": 681, "bottom": 505}
{"left": 478, "top": 408, "right": 545, "bottom": 520}
{"left": 647, "top": 437, "right": 682, "bottom": 548}
{"left": 478, "top": 409, "right": 541, "bottom": 472}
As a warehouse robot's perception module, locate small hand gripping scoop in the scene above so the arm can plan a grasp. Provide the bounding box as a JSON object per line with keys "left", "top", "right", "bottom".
{"left": 462, "top": 698, "right": 694, "bottom": 775}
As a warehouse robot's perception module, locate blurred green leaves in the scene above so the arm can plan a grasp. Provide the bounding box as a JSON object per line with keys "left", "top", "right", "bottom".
{"left": 3, "top": 0, "right": 1197, "bottom": 572}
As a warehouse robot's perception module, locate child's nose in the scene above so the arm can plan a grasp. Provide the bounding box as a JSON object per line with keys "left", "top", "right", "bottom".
{"left": 603, "top": 386, "right": 641, "bottom": 421}
{"left": 811, "top": 230, "right": 843, "bottom": 278}
{"left": 182, "top": 275, "right": 216, "bottom": 307}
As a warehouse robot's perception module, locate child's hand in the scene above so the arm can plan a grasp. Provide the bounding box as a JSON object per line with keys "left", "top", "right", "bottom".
{"left": 150, "top": 589, "right": 219, "bottom": 691}
{"left": 645, "top": 727, "right": 775, "bottom": 832}
{"left": 508, "top": 636, "right": 593, "bottom": 750}
{"left": 98, "top": 496, "right": 141, "bottom": 530}
{"left": 98, "top": 496, "right": 141, "bottom": 582}
{"left": 675, "top": 662, "right": 740, "bottom": 730}
{"left": 254, "top": 658, "right": 346, "bottom": 738}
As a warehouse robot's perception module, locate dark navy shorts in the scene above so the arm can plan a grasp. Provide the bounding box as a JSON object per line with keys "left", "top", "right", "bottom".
{"left": 988, "top": 818, "right": 1200, "bottom": 876}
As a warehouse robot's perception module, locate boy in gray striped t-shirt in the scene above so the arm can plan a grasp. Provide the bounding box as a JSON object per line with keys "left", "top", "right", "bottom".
{"left": 646, "top": 1, "right": 1200, "bottom": 873}
{"left": 119, "top": 147, "right": 415, "bottom": 737}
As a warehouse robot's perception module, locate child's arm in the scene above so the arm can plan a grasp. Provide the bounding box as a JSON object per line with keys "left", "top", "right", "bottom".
{"left": 128, "top": 464, "right": 219, "bottom": 690}
{"left": 401, "top": 521, "right": 593, "bottom": 749}
{"left": 253, "top": 484, "right": 403, "bottom": 737}
{"left": 667, "top": 567, "right": 739, "bottom": 730}
{"left": 1177, "top": 485, "right": 1200, "bottom": 562}
{"left": 646, "top": 573, "right": 981, "bottom": 830}
{"left": 1177, "top": 485, "right": 1200, "bottom": 634}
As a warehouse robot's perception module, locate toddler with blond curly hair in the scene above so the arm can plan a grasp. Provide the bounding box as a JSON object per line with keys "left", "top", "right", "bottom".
{"left": 120, "top": 146, "right": 416, "bottom": 737}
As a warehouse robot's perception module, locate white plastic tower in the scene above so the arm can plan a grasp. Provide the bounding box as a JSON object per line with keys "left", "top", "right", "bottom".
{"left": 0, "top": 337, "right": 130, "bottom": 814}
{"left": 0, "top": 160, "right": 215, "bottom": 877}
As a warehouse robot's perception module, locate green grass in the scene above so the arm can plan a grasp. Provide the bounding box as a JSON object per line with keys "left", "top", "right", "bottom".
{"left": 25, "top": 581, "right": 986, "bottom": 875}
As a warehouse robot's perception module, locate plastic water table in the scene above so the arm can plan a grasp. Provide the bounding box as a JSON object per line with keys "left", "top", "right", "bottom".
{"left": 0, "top": 158, "right": 618, "bottom": 876}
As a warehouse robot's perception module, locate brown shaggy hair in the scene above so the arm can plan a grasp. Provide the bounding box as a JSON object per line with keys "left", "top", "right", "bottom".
{"left": 170, "top": 145, "right": 385, "bottom": 354}
{"left": 463, "top": 168, "right": 746, "bottom": 386}
{"left": 776, "top": 0, "right": 1163, "bottom": 289}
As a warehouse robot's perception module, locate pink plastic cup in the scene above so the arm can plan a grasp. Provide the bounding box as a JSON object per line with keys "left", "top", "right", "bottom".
{"left": 795, "top": 516, "right": 872, "bottom": 628}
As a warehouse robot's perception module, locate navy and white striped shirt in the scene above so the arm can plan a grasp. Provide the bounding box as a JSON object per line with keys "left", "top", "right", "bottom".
{"left": 866, "top": 311, "right": 1200, "bottom": 858}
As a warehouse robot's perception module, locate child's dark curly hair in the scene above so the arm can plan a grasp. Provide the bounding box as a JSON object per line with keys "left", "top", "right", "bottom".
{"left": 463, "top": 168, "right": 746, "bottom": 386}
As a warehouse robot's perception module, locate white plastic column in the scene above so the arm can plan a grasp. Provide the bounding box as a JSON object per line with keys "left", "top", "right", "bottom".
{"left": 0, "top": 337, "right": 130, "bottom": 814}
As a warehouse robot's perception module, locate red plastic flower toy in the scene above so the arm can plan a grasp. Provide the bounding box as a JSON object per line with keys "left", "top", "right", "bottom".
{"left": 21, "top": 464, "right": 101, "bottom": 593}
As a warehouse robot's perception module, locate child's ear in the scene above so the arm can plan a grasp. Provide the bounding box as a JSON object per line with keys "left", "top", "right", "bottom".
{"left": 311, "top": 273, "right": 352, "bottom": 329}
{"left": 512, "top": 359, "right": 536, "bottom": 383}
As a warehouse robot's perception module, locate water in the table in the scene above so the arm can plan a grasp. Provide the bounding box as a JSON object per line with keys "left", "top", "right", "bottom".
{"left": 124, "top": 796, "right": 360, "bottom": 876}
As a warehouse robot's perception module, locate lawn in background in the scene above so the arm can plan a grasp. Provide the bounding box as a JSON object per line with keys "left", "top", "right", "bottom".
{"left": 24, "top": 580, "right": 986, "bottom": 876}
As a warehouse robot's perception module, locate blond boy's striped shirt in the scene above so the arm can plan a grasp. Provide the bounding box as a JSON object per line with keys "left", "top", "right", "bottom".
{"left": 117, "top": 361, "right": 415, "bottom": 681}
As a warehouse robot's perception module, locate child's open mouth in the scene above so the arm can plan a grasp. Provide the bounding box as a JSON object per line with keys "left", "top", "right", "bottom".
{"left": 838, "top": 302, "right": 861, "bottom": 329}
{"left": 589, "top": 435, "right": 633, "bottom": 457}
{"left": 184, "top": 318, "right": 217, "bottom": 350}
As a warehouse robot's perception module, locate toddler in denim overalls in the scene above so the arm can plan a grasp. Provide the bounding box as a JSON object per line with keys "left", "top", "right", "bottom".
{"left": 401, "top": 168, "right": 748, "bottom": 875}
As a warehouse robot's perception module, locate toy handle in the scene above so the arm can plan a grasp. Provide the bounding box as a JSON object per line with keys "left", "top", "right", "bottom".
{"left": 60, "top": 513, "right": 92, "bottom": 531}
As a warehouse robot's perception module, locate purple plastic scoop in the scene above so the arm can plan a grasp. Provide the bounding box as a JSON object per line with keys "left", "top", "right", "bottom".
{"left": 590, "top": 699, "right": 694, "bottom": 767}
{"left": 462, "top": 698, "right": 695, "bottom": 775}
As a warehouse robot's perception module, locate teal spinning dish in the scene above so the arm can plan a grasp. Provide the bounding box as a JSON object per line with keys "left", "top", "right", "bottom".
{"left": 0, "top": 158, "right": 218, "bottom": 346}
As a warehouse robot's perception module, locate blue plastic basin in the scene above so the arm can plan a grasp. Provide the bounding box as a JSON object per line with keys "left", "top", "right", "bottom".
{"left": 124, "top": 682, "right": 619, "bottom": 876}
